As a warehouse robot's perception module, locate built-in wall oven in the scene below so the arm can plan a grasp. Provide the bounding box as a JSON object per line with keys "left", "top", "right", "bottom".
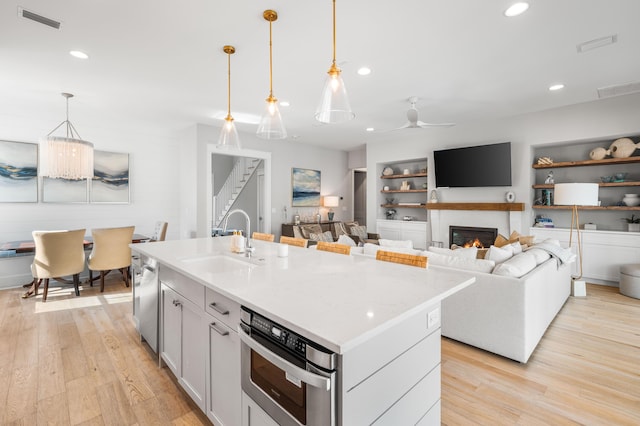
{"left": 239, "top": 306, "right": 337, "bottom": 426}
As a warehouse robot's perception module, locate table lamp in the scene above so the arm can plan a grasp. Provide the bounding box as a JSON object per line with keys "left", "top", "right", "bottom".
{"left": 324, "top": 196, "right": 339, "bottom": 221}
{"left": 554, "top": 183, "right": 599, "bottom": 296}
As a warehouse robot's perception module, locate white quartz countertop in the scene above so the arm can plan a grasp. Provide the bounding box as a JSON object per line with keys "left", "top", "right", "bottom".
{"left": 131, "top": 237, "right": 475, "bottom": 354}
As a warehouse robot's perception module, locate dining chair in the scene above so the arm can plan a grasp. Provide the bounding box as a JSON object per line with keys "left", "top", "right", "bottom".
{"left": 316, "top": 241, "right": 351, "bottom": 255}
{"left": 149, "top": 221, "right": 168, "bottom": 242}
{"left": 87, "top": 226, "right": 135, "bottom": 292}
{"left": 279, "top": 236, "right": 308, "bottom": 248}
{"left": 30, "top": 229, "right": 86, "bottom": 302}
{"left": 252, "top": 232, "right": 275, "bottom": 242}
{"left": 375, "top": 250, "right": 428, "bottom": 268}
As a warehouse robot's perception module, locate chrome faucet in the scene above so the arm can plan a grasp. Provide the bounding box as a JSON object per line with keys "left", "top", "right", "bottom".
{"left": 222, "top": 209, "right": 254, "bottom": 256}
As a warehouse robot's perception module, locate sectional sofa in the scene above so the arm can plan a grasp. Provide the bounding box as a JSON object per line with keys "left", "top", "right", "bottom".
{"left": 345, "top": 240, "right": 573, "bottom": 363}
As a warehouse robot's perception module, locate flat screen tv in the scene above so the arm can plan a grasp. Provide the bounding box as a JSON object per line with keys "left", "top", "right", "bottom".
{"left": 434, "top": 142, "right": 512, "bottom": 188}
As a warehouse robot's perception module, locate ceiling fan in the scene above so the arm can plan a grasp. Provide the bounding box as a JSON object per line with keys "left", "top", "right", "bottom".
{"left": 381, "top": 96, "right": 455, "bottom": 132}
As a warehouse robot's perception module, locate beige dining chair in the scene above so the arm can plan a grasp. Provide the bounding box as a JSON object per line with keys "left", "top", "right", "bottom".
{"left": 316, "top": 241, "right": 351, "bottom": 255}
{"left": 87, "top": 226, "right": 135, "bottom": 292}
{"left": 375, "top": 250, "right": 428, "bottom": 268}
{"left": 279, "top": 236, "right": 308, "bottom": 248}
{"left": 30, "top": 229, "right": 86, "bottom": 302}
{"left": 149, "top": 221, "right": 168, "bottom": 242}
{"left": 252, "top": 232, "right": 275, "bottom": 242}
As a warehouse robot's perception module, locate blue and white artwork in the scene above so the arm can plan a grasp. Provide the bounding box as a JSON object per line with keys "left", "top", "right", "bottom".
{"left": 91, "top": 150, "right": 129, "bottom": 203}
{"left": 292, "top": 167, "right": 321, "bottom": 207}
{"left": 0, "top": 140, "right": 38, "bottom": 202}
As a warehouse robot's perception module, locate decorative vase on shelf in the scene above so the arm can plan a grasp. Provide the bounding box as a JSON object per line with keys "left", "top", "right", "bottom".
{"left": 609, "top": 137, "right": 640, "bottom": 158}
{"left": 589, "top": 147, "right": 610, "bottom": 160}
{"left": 622, "top": 194, "right": 640, "bottom": 207}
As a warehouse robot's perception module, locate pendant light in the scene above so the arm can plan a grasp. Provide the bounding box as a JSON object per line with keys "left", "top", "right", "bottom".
{"left": 256, "top": 10, "right": 287, "bottom": 139}
{"left": 41, "top": 92, "right": 94, "bottom": 180}
{"left": 218, "top": 45, "right": 241, "bottom": 149}
{"left": 315, "top": 0, "right": 354, "bottom": 124}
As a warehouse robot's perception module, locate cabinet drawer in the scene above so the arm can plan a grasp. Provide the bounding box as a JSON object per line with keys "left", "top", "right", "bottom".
{"left": 205, "top": 287, "right": 240, "bottom": 329}
{"left": 159, "top": 266, "right": 204, "bottom": 307}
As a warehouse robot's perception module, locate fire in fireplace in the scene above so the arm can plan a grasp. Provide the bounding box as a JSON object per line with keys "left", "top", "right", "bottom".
{"left": 449, "top": 226, "right": 498, "bottom": 249}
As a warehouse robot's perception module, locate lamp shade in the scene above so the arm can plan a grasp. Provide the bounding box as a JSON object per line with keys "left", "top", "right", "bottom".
{"left": 554, "top": 183, "right": 599, "bottom": 206}
{"left": 324, "top": 195, "right": 339, "bottom": 207}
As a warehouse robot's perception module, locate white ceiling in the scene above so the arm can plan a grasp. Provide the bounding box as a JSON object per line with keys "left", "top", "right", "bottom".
{"left": 1, "top": 0, "right": 640, "bottom": 151}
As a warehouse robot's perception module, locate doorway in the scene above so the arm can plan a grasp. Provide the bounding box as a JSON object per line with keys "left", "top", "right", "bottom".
{"left": 353, "top": 169, "right": 367, "bottom": 225}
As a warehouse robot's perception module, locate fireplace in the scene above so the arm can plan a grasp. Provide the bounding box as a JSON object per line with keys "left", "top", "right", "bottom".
{"left": 449, "top": 226, "right": 498, "bottom": 249}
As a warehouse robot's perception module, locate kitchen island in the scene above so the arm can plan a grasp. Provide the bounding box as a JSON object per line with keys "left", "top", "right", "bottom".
{"left": 131, "top": 236, "right": 475, "bottom": 426}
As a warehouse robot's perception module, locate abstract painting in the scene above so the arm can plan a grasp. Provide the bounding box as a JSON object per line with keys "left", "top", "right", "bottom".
{"left": 292, "top": 167, "right": 321, "bottom": 207}
{"left": 0, "top": 140, "right": 38, "bottom": 202}
{"left": 42, "top": 177, "right": 88, "bottom": 203}
{"left": 91, "top": 150, "right": 129, "bottom": 203}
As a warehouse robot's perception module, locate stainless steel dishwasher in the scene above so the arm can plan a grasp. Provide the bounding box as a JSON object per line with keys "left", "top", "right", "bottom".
{"left": 132, "top": 253, "right": 159, "bottom": 353}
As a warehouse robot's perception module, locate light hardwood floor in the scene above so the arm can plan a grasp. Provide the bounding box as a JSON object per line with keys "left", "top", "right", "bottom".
{"left": 1, "top": 280, "right": 638, "bottom": 425}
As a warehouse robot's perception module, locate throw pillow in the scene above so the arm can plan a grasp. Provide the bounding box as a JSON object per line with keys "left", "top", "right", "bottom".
{"left": 309, "top": 231, "right": 333, "bottom": 242}
{"left": 492, "top": 252, "right": 537, "bottom": 278}
{"left": 378, "top": 239, "right": 414, "bottom": 249}
{"left": 334, "top": 222, "right": 349, "bottom": 236}
{"left": 509, "top": 241, "right": 523, "bottom": 254}
{"left": 485, "top": 244, "right": 514, "bottom": 264}
{"left": 508, "top": 230, "right": 521, "bottom": 243}
{"left": 518, "top": 235, "right": 535, "bottom": 246}
{"left": 423, "top": 250, "right": 496, "bottom": 273}
{"left": 429, "top": 246, "right": 478, "bottom": 259}
{"left": 350, "top": 225, "right": 368, "bottom": 240}
{"left": 337, "top": 234, "right": 357, "bottom": 247}
{"left": 525, "top": 247, "right": 551, "bottom": 265}
{"left": 300, "top": 224, "right": 323, "bottom": 239}
{"left": 494, "top": 234, "right": 509, "bottom": 247}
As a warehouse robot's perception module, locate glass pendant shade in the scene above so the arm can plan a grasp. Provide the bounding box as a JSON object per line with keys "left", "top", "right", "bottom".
{"left": 218, "top": 116, "right": 241, "bottom": 149}
{"left": 257, "top": 97, "right": 287, "bottom": 139}
{"left": 315, "top": 64, "right": 354, "bottom": 123}
{"left": 217, "top": 45, "right": 241, "bottom": 149}
{"left": 41, "top": 93, "right": 94, "bottom": 180}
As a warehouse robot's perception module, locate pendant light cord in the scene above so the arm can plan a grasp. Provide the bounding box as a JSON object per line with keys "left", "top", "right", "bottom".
{"left": 269, "top": 19, "right": 274, "bottom": 97}
{"left": 332, "top": 0, "right": 337, "bottom": 66}
{"left": 227, "top": 50, "right": 232, "bottom": 120}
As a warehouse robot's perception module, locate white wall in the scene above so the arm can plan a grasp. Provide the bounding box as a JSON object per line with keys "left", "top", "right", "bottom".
{"left": 367, "top": 93, "right": 640, "bottom": 244}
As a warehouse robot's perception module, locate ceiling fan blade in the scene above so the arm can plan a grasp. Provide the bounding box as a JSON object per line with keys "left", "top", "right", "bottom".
{"left": 374, "top": 122, "right": 411, "bottom": 133}
{"left": 416, "top": 121, "right": 456, "bottom": 128}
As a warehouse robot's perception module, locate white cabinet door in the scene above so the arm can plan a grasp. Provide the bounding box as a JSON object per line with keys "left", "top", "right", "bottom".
{"left": 242, "top": 391, "right": 279, "bottom": 426}
{"left": 160, "top": 284, "right": 181, "bottom": 375}
{"left": 206, "top": 315, "right": 241, "bottom": 426}
{"left": 180, "top": 297, "right": 206, "bottom": 410}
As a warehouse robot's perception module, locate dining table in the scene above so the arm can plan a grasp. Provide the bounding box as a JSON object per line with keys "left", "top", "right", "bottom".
{"left": 0, "top": 234, "right": 149, "bottom": 298}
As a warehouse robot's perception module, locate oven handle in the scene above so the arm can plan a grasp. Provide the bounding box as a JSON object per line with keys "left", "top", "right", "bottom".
{"left": 238, "top": 326, "right": 331, "bottom": 391}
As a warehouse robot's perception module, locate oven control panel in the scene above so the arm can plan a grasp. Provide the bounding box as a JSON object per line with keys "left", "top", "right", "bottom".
{"left": 247, "top": 310, "right": 307, "bottom": 357}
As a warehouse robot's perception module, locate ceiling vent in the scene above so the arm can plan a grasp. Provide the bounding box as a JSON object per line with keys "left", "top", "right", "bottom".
{"left": 597, "top": 81, "right": 640, "bottom": 99}
{"left": 576, "top": 35, "right": 617, "bottom": 53}
{"left": 18, "top": 7, "right": 61, "bottom": 29}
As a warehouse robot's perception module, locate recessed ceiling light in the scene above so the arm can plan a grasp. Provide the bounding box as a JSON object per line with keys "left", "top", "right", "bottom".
{"left": 366, "top": 127, "right": 374, "bottom": 132}
{"left": 280, "top": 101, "right": 290, "bottom": 107}
{"left": 504, "top": 2, "right": 529, "bottom": 17}
{"left": 357, "top": 67, "right": 371, "bottom": 76}
{"left": 549, "top": 84, "right": 565, "bottom": 91}
{"left": 69, "top": 50, "right": 88, "bottom": 59}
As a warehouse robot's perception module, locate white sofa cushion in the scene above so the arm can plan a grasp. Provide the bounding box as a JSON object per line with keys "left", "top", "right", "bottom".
{"left": 525, "top": 247, "right": 552, "bottom": 265}
{"left": 485, "top": 244, "right": 514, "bottom": 263}
{"left": 429, "top": 246, "right": 478, "bottom": 259}
{"left": 363, "top": 243, "right": 421, "bottom": 257}
{"left": 337, "top": 234, "right": 357, "bottom": 247}
{"left": 492, "top": 252, "right": 537, "bottom": 278}
{"left": 423, "top": 250, "right": 496, "bottom": 273}
{"left": 378, "top": 239, "right": 414, "bottom": 249}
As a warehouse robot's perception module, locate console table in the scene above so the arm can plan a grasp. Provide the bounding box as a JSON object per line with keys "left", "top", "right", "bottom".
{"left": 281, "top": 221, "right": 339, "bottom": 238}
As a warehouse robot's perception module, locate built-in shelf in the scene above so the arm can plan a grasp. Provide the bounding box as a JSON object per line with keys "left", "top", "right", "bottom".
{"left": 532, "top": 156, "right": 640, "bottom": 169}
{"left": 380, "top": 173, "right": 427, "bottom": 179}
{"left": 533, "top": 181, "right": 640, "bottom": 189}
{"left": 532, "top": 205, "right": 640, "bottom": 211}
{"left": 425, "top": 202, "right": 525, "bottom": 211}
{"left": 381, "top": 189, "right": 428, "bottom": 193}
{"left": 380, "top": 204, "right": 425, "bottom": 209}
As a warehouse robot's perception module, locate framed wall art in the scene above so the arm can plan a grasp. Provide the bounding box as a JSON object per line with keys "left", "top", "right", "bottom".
{"left": 291, "top": 167, "right": 321, "bottom": 207}
{"left": 91, "top": 150, "right": 130, "bottom": 203}
{"left": 0, "top": 140, "right": 38, "bottom": 203}
{"left": 42, "top": 177, "right": 88, "bottom": 203}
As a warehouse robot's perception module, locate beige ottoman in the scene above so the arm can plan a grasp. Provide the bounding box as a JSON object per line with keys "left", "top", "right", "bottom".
{"left": 620, "top": 264, "right": 640, "bottom": 299}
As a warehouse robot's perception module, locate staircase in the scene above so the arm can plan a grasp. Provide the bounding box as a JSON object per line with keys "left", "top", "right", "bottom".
{"left": 213, "top": 157, "right": 262, "bottom": 228}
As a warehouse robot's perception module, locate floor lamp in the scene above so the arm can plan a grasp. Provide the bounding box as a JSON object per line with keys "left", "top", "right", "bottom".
{"left": 554, "top": 183, "right": 599, "bottom": 296}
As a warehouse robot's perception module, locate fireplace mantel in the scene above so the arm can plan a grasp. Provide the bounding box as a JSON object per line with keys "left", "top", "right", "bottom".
{"left": 426, "top": 202, "right": 525, "bottom": 211}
